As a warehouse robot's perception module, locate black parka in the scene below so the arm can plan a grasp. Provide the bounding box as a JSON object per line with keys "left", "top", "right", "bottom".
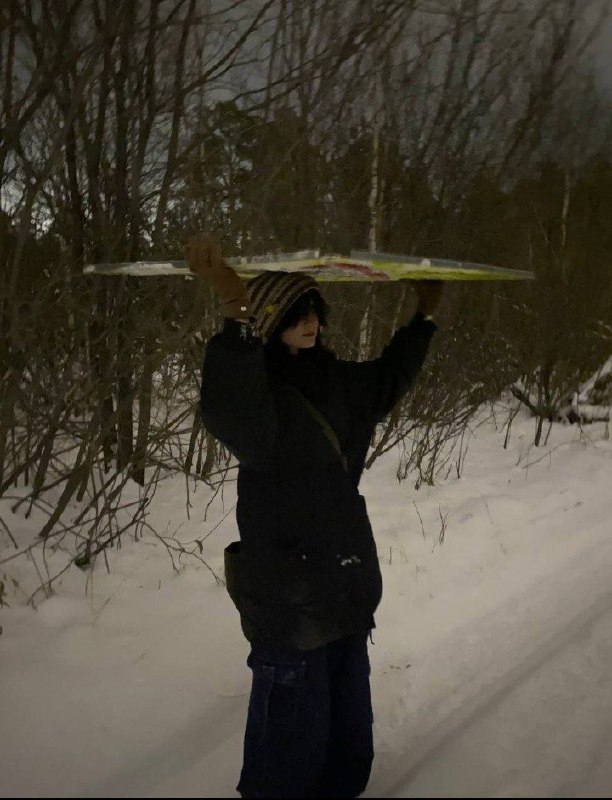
{"left": 200, "top": 312, "right": 437, "bottom": 650}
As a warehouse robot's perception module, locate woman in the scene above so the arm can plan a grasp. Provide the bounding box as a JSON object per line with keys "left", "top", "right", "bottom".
{"left": 186, "top": 236, "right": 441, "bottom": 799}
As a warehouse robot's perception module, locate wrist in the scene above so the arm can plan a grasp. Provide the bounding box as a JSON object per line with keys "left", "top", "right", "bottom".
{"left": 223, "top": 317, "right": 261, "bottom": 345}
{"left": 220, "top": 298, "right": 253, "bottom": 319}
{"left": 416, "top": 308, "right": 436, "bottom": 322}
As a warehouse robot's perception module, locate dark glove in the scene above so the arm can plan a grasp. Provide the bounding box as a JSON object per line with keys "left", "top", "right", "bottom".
{"left": 414, "top": 280, "right": 444, "bottom": 317}
{"left": 185, "top": 235, "right": 253, "bottom": 319}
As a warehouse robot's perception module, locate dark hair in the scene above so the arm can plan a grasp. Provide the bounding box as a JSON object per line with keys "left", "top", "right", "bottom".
{"left": 264, "top": 289, "right": 333, "bottom": 374}
{"left": 273, "top": 288, "right": 330, "bottom": 335}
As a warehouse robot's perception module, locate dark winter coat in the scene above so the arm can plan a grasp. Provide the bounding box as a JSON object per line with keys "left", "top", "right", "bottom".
{"left": 199, "top": 313, "right": 437, "bottom": 650}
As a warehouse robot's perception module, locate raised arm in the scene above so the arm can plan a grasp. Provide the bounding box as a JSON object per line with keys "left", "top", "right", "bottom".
{"left": 341, "top": 281, "right": 443, "bottom": 425}
{"left": 187, "top": 236, "right": 278, "bottom": 470}
{"left": 199, "top": 321, "right": 277, "bottom": 470}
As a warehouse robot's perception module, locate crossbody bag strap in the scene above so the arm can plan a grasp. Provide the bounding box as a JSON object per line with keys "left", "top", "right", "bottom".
{"left": 286, "top": 386, "right": 349, "bottom": 473}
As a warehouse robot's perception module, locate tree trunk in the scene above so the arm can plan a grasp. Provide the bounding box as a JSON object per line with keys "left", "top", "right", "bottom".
{"left": 132, "top": 350, "right": 154, "bottom": 486}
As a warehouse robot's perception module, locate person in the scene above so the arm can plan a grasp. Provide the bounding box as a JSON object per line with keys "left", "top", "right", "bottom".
{"left": 186, "top": 236, "right": 442, "bottom": 799}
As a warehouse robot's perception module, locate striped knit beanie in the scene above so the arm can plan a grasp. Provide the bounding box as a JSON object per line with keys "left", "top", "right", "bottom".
{"left": 246, "top": 271, "right": 321, "bottom": 344}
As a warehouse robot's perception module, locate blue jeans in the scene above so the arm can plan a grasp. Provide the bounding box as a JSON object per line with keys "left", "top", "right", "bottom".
{"left": 237, "top": 632, "right": 374, "bottom": 799}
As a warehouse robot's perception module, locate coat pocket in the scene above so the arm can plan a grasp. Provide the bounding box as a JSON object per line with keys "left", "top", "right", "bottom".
{"left": 224, "top": 541, "right": 300, "bottom": 643}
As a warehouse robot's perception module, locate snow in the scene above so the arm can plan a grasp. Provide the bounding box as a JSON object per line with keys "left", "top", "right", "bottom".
{"left": 572, "top": 357, "right": 611, "bottom": 421}
{"left": 1, "top": 406, "right": 612, "bottom": 798}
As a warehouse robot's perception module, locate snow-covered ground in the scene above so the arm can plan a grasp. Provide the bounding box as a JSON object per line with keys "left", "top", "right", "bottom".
{"left": 1, "top": 405, "right": 611, "bottom": 798}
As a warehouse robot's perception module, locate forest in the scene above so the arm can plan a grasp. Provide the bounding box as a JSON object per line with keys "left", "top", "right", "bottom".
{"left": 1, "top": 0, "right": 611, "bottom": 599}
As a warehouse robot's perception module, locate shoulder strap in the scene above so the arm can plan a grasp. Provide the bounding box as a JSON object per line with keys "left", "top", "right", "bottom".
{"left": 286, "top": 386, "right": 348, "bottom": 473}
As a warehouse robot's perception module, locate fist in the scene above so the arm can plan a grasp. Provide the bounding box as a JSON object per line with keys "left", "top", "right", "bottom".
{"left": 185, "top": 235, "right": 224, "bottom": 276}
{"left": 184, "top": 234, "right": 253, "bottom": 319}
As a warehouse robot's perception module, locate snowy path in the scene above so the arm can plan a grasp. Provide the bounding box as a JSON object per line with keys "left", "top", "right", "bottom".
{"left": 380, "top": 599, "right": 612, "bottom": 798}
{"left": 368, "top": 519, "right": 612, "bottom": 798}
{"left": 1, "top": 415, "right": 611, "bottom": 797}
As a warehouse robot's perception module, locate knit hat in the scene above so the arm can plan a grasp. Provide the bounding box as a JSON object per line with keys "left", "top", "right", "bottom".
{"left": 246, "top": 271, "right": 322, "bottom": 344}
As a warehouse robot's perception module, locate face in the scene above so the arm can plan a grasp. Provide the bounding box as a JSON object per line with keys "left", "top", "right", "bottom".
{"left": 280, "top": 309, "right": 320, "bottom": 355}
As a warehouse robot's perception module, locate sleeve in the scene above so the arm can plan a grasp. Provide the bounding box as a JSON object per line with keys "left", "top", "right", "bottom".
{"left": 199, "top": 318, "right": 278, "bottom": 470}
{"left": 343, "top": 312, "right": 438, "bottom": 425}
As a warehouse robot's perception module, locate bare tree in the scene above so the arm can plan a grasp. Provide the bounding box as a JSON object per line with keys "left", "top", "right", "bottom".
{"left": 1, "top": 0, "right": 610, "bottom": 603}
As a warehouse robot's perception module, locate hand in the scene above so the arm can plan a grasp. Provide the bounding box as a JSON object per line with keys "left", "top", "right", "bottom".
{"left": 185, "top": 234, "right": 224, "bottom": 275}
{"left": 185, "top": 235, "right": 253, "bottom": 319}
{"left": 414, "top": 280, "right": 444, "bottom": 317}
